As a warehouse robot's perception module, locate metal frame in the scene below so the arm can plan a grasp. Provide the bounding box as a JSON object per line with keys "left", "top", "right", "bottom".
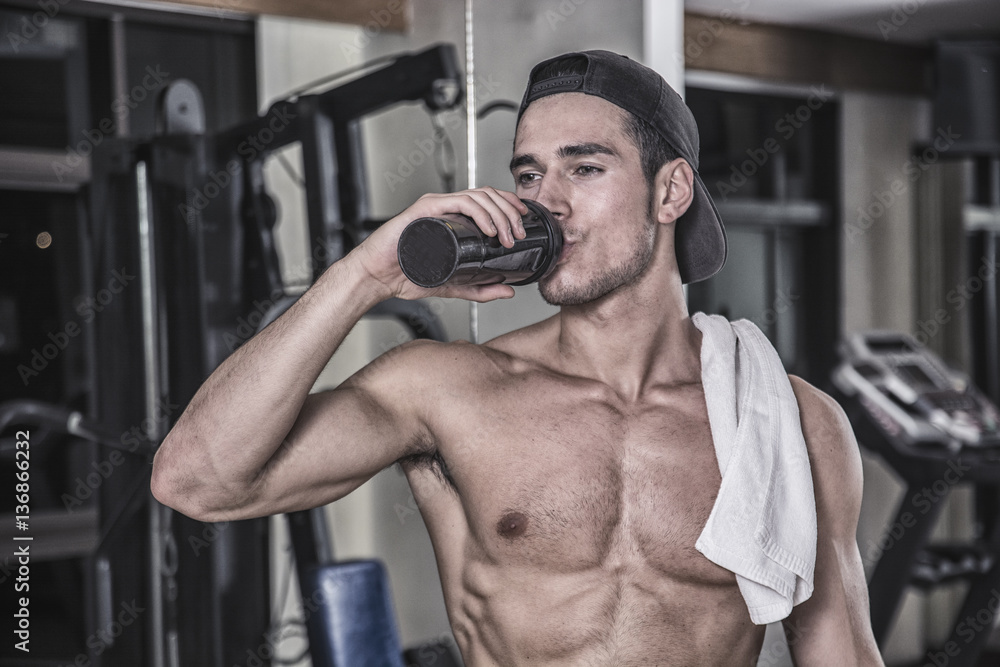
{"left": 213, "top": 44, "right": 463, "bottom": 282}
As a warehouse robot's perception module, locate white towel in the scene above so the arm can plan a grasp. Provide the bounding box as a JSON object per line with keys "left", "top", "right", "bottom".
{"left": 691, "top": 312, "right": 817, "bottom": 625}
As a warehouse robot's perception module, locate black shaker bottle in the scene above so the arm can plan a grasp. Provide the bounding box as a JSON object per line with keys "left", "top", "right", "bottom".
{"left": 396, "top": 199, "right": 562, "bottom": 288}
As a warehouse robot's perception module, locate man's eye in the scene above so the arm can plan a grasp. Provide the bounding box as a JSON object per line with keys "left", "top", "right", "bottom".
{"left": 576, "top": 165, "right": 603, "bottom": 176}
{"left": 517, "top": 173, "right": 539, "bottom": 185}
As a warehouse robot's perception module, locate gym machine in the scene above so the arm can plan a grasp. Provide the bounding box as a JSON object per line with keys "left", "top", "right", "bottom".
{"left": 833, "top": 331, "right": 1000, "bottom": 664}
{"left": 2, "top": 44, "right": 463, "bottom": 666}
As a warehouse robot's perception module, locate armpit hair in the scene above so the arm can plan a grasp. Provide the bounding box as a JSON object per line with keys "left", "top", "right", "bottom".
{"left": 397, "top": 441, "right": 458, "bottom": 493}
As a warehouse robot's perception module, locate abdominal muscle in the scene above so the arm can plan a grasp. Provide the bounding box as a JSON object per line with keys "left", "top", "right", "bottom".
{"left": 448, "top": 555, "right": 765, "bottom": 666}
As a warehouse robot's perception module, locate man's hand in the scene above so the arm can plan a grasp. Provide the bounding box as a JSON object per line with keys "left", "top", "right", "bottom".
{"left": 352, "top": 187, "right": 529, "bottom": 303}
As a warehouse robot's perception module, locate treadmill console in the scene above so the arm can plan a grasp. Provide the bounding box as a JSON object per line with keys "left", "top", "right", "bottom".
{"left": 833, "top": 331, "right": 1000, "bottom": 448}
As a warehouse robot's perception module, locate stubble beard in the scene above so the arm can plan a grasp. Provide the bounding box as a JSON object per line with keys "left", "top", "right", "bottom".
{"left": 538, "top": 212, "right": 658, "bottom": 307}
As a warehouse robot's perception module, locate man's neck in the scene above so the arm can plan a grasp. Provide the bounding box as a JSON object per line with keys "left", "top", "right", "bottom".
{"left": 553, "top": 266, "right": 702, "bottom": 402}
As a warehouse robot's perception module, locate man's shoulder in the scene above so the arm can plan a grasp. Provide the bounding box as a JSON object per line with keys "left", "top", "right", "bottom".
{"left": 787, "top": 374, "right": 865, "bottom": 526}
{"left": 788, "top": 374, "right": 857, "bottom": 451}
{"left": 359, "top": 314, "right": 558, "bottom": 390}
{"left": 373, "top": 337, "right": 489, "bottom": 375}
{"left": 369, "top": 328, "right": 536, "bottom": 383}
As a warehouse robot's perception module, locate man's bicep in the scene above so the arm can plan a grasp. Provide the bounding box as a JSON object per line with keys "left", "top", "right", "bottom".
{"left": 236, "top": 344, "right": 435, "bottom": 517}
{"left": 785, "top": 376, "right": 883, "bottom": 665}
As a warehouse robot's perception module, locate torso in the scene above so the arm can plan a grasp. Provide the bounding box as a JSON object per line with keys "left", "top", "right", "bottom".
{"left": 400, "top": 320, "right": 765, "bottom": 666}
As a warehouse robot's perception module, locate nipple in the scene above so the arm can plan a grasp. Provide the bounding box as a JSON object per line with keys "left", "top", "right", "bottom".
{"left": 497, "top": 511, "right": 529, "bottom": 538}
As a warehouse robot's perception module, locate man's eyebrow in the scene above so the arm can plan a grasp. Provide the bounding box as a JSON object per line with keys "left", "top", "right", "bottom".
{"left": 509, "top": 143, "right": 620, "bottom": 173}
{"left": 509, "top": 153, "right": 537, "bottom": 172}
{"left": 557, "top": 142, "right": 619, "bottom": 159}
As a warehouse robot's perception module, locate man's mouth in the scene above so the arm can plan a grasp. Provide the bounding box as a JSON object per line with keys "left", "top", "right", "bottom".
{"left": 557, "top": 241, "right": 575, "bottom": 264}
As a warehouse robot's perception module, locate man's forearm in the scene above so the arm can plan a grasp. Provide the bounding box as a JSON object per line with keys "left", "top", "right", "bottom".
{"left": 151, "top": 252, "right": 389, "bottom": 515}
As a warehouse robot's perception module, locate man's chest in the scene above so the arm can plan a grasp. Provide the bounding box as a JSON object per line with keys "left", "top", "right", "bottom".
{"left": 419, "top": 379, "right": 733, "bottom": 585}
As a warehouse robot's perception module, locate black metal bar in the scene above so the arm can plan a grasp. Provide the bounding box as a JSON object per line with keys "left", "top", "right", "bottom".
{"left": 868, "top": 478, "right": 950, "bottom": 643}
{"left": 298, "top": 96, "right": 343, "bottom": 281}
{"left": 985, "top": 230, "right": 999, "bottom": 404}
{"left": 242, "top": 160, "right": 285, "bottom": 299}
{"left": 333, "top": 119, "right": 368, "bottom": 230}
{"left": 319, "top": 43, "right": 462, "bottom": 122}
{"left": 212, "top": 44, "right": 462, "bottom": 162}
{"left": 287, "top": 510, "right": 323, "bottom": 574}
{"left": 0, "top": 399, "right": 137, "bottom": 454}
{"left": 942, "top": 498, "right": 1000, "bottom": 666}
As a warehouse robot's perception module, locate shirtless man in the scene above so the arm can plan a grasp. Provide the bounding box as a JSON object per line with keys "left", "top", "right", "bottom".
{"left": 151, "top": 51, "right": 883, "bottom": 665}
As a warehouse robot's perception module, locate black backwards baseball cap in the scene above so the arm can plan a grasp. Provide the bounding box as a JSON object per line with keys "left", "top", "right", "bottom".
{"left": 517, "top": 50, "right": 727, "bottom": 284}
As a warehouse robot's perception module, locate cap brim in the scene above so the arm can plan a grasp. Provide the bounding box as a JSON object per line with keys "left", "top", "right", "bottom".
{"left": 676, "top": 174, "right": 727, "bottom": 284}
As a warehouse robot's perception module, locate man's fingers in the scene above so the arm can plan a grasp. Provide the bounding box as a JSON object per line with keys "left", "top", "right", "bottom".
{"left": 488, "top": 189, "right": 529, "bottom": 241}
{"left": 458, "top": 189, "right": 521, "bottom": 248}
{"left": 461, "top": 191, "right": 508, "bottom": 244}
{"left": 415, "top": 188, "right": 528, "bottom": 247}
{"left": 440, "top": 282, "right": 516, "bottom": 303}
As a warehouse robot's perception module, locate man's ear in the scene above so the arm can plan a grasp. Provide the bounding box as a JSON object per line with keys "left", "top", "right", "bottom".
{"left": 653, "top": 157, "right": 695, "bottom": 225}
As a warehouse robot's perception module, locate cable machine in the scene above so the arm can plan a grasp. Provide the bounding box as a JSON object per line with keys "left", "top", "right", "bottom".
{"left": 2, "top": 43, "right": 463, "bottom": 666}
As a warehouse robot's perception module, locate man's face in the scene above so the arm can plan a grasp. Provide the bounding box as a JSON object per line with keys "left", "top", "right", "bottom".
{"left": 511, "top": 93, "right": 657, "bottom": 306}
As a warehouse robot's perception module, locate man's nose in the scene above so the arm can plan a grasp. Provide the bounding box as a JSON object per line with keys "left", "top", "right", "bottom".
{"left": 534, "top": 174, "right": 569, "bottom": 220}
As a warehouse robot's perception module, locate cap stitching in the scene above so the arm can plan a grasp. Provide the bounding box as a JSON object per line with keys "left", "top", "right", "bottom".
{"left": 528, "top": 75, "right": 583, "bottom": 99}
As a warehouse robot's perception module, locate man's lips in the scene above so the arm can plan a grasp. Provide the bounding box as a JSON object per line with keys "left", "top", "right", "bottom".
{"left": 557, "top": 241, "right": 575, "bottom": 264}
